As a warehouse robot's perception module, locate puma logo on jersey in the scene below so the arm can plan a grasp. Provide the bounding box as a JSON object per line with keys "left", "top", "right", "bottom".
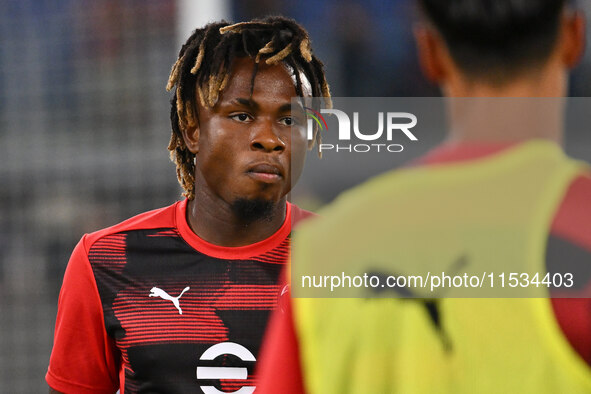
{"left": 149, "top": 286, "right": 190, "bottom": 315}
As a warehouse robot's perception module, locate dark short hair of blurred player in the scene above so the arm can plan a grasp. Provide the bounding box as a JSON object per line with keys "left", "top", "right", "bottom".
{"left": 257, "top": 1, "right": 591, "bottom": 393}
{"left": 415, "top": 0, "right": 583, "bottom": 93}
{"left": 47, "top": 16, "right": 331, "bottom": 394}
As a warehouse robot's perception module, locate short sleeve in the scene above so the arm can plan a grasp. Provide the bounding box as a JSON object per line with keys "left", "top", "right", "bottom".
{"left": 46, "top": 235, "right": 120, "bottom": 393}
{"left": 256, "top": 287, "right": 306, "bottom": 394}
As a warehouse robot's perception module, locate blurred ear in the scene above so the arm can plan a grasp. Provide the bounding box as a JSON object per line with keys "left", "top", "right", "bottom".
{"left": 414, "top": 25, "right": 447, "bottom": 84}
{"left": 181, "top": 123, "right": 200, "bottom": 154}
{"left": 561, "top": 11, "right": 585, "bottom": 69}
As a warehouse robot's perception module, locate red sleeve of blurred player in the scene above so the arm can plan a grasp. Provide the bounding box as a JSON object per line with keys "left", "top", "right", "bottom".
{"left": 255, "top": 205, "right": 315, "bottom": 393}
{"left": 256, "top": 287, "right": 306, "bottom": 394}
{"left": 549, "top": 174, "right": 591, "bottom": 366}
{"left": 46, "top": 235, "right": 120, "bottom": 394}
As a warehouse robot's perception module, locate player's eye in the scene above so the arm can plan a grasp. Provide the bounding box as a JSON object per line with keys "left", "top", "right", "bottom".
{"left": 230, "top": 113, "right": 253, "bottom": 122}
{"left": 279, "top": 117, "right": 295, "bottom": 126}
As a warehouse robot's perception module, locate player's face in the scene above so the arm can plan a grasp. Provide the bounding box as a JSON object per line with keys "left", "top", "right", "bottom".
{"left": 188, "top": 57, "right": 308, "bottom": 207}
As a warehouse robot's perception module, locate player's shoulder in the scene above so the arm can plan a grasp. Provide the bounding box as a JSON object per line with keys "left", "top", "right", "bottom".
{"left": 82, "top": 201, "right": 182, "bottom": 250}
{"left": 563, "top": 172, "right": 591, "bottom": 206}
{"left": 290, "top": 168, "right": 401, "bottom": 252}
{"left": 557, "top": 171, "right": 591, "bottom": 219}
{"left": 552, "top": 171, "right": 591, "bottom": 247}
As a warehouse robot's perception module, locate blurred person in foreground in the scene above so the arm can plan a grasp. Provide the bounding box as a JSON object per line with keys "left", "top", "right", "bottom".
{"left": 257, "top": 1, "right": 591, "bottom": 393}
{"left": 46, "top": 16, "right": 331, "bottom": 393}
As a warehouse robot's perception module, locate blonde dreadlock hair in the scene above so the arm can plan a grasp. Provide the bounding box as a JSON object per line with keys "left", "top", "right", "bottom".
{"left": 166, "top": 16, "right": 332, "bottom": 200}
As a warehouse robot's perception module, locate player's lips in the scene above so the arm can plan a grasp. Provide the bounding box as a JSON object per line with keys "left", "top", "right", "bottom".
{"left": 246, "top": 163, "right": 284, "bottom": 182}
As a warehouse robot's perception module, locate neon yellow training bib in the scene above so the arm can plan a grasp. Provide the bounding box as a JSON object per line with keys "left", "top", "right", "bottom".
{"left": 293, "top": 141, "right": 591, "bottom": 394}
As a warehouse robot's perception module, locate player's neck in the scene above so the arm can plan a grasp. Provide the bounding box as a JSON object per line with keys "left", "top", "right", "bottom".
{"left": 445, "top": 97, "right": 564, "bottom": 145}
{"left": 443, "top": 54, "right": 568, "bottom": 98}
{"left": 443, "top": 71, "right": 567, "bottom": 145}
{"left": 185, "top": 191, "right": 287, "bottom": 247}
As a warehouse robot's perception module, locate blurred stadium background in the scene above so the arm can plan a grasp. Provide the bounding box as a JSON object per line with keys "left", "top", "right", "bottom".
{"left": 1, "top": 0, "right": 591, "bottom": 391}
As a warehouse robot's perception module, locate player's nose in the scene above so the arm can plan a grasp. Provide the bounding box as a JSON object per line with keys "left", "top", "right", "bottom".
{"left": 250, "top": 120, "right": 286, "bottom": 153}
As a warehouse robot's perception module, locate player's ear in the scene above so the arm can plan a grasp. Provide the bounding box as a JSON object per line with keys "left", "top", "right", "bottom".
{"left": 181, "top": 118, "right": 200, "bottom": 154}
{"left": 414, "top": 25, "right": 447, "bottom": 84}
{"left": 561, "top": 11, "right": 585, "bottom": 69}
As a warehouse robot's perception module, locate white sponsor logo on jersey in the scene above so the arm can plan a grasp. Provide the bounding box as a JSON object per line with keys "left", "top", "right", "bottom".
{"left": 196, "top": 342, "right": 256, "bottom": 394}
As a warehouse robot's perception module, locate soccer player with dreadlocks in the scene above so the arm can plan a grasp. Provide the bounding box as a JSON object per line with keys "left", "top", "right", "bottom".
{"left": 46, "top": 16, "right": 331, "bottom": 393}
